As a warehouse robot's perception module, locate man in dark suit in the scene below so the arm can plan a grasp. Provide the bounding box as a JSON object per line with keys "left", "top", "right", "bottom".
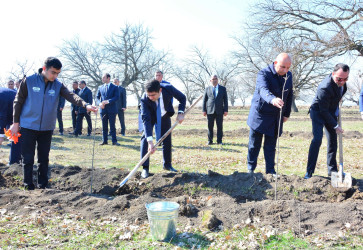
{"left": 202, "top": 74, "right": 228, "bottom": 145}
{"left": 69, "top": 81, "right": 80, "bottom": 134}
{"left": 0, "top": 86, "right": 21, "bottom": 165}
{"left": 113, "top": 78, "right": 127, "bottom": 136}
{"left": 96, "top": 73, "right": 120, "bottom": 145}
{"left": 56, "top": 96, "right": 65, "bottom": 135}
{"left": 305, "top": 63, "right": 349, "bottom": 179}
{"left": 140, "top": 79, "right": 186, "bottom": 178}
{"left": 0, "top": 87, "right": 16, "bottom": 146}
{"left": 247, "top": 53, "right": 293, "bottom": 175}
{"left": 75, "top": 80, "right": 93, "bottom": 136}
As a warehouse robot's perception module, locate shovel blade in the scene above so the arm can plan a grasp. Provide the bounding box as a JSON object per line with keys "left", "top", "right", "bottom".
{"left": 331, "top": 171, "right": 352, "bottom": 188}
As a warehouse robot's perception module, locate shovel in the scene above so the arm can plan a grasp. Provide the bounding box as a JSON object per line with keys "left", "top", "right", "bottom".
{"left": 115, "top": 95, "right": 203, "bottom": 194}
{"left": 331, "top": 103, "right": 352, "bottom": 189}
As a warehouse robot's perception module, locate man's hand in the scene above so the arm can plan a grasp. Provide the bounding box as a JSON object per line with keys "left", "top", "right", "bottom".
{"left": 122, "top": 108, "right": 126, "bottom": 111}
{"left": 101, "top": 100, "right": 108, "bottom": 106}
{"left": 148, "top": 141, "right": 156, "bottom": 154}
{"left": 86, "top": 105, "right": 98, "bottom": 113}
{"left": 271, "top": 98, "right": 284, "bottom": 109}
{"left": 203, "top": 112, "right": 207, "bottom": 117}
{"left": 283, "top": 117, "right": 288, "bottom": 123}
{"left": 177, "top": 113, "right": 184, "bottom": 124}
{"left": 99, "top": 103, "right": 105, "bottom": 110}
{"left": 59, "top": 108, "right": 63, "bottom": 111}
{"left": 224, "top": 112, "right": 228, "bottom": 117}
{"left": 335, "top": 126, "right": 344, "bottom": 134}
{"left": 9, "top": 123, "right": 19, "bottom": 135}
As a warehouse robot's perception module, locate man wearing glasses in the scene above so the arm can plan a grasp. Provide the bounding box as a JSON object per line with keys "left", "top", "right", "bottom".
{"left": 304, "top": 63, "right": 349, "bottom": 179}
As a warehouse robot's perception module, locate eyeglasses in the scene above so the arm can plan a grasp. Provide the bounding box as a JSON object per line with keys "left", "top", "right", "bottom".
{"left": 336, "top": 77, "right": 348, "bottom": 82}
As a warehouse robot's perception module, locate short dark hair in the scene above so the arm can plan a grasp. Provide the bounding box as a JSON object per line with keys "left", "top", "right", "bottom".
{"left": 155, "top": 70, "right": 163, "bottom": 75}
{"left": 73, "top": 81, "right": 78, "bottom": 84}
{"left": 104, "top": 73, "right": 111, "bottom": 79}
{"left": 44, "top": 57, "right": 62, "bottom": 70}
{"left": 333, "top": 63, "right": 349, "bottom": 72}
{"left": 79, "top": 80, "right": 86, "bottom": 85}
{"left": 145, "top": 79, "right": 160, "bottom": 93}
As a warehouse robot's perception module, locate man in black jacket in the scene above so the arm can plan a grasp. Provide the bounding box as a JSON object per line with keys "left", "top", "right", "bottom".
{"left": 202, "top": 75, "right": 228, "bottom": 145}
{"left": 69, "top": 81, "right": 80, "bottom": 134}
{"left": 305, "top": 63, "right": 349, "bottom": 179}
{"left": 75, "top": 80, "right": 93, "bottom": 136}
{"left": 113, "top": 78, "right": 127, "bottom": 136}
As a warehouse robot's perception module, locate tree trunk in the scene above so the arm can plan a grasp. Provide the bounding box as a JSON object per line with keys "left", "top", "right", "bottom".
{"left": 292, "top": 96, "right": 299, "bottom": 112}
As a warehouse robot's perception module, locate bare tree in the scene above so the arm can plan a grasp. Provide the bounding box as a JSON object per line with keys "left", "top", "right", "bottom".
{"left": 249, "top": 0, "right": 362, "bottom": 58}
{"left": 345, "top": 70, "right": 363, "bottom": 105}
{"left": 232, "top": 28, "right": 331, "bottom": 112}
{"left": 104, "top": 23, "right": 170, "bottom": 102}
{"left": 174, "top": 67, "right": 201, "bottom": 105}
{"left": 58, "top": 36, "right": 107, "bottom": 90}
{"left": 9, "top": 60, "right": 36, "bottom": 80}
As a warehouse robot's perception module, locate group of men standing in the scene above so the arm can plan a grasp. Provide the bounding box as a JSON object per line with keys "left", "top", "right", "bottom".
{"left": 1, "top": 54, "right": 361, "bottom": 190}
{"left": 56, "top": 76, "right": 127, "bottom": 145}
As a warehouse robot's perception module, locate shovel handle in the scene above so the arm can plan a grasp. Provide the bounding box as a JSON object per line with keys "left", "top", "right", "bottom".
{"left": 338, "top": 102, "right": 343, "bottom": 168}
{"left": 118, "top": 95, "right": 203, "bottom": 188}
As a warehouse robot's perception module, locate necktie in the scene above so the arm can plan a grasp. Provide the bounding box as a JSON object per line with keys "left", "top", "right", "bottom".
{"left": 213, "top": 87, "right": 216, "bottom": 98}
{"left": 155, "top": 98, "right": 162, "bottom": 141}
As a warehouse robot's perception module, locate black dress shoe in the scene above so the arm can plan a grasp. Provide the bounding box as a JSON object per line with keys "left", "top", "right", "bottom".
{"left": 141, "top": 169, "right": 149, "bottom": 178}
{"left": 99, "top": 142, "right": 108, "bottom": 145}
{"left": 68, "top": 132, "right": 75, "bottom": 135}
{"left": 248, "top": 169, "right": 254, "bottom": 174}
{"left": 112, "top": 142, "right": 120, "bottom": 146}
{"left": 37, "top": 184, "right": 47, "bottom": 189}
{"left": 207, "top": 141, "right": 213, "bottom": 145}
{"left": 217, "top": 142, "right": 223, "bottom": 145}
{"left": 87, "top": 134, "right": 91, "bottom": 136}
{"left": 24, "top": 184, "right": 35, "bottom": 190}
{"left": 163, "top": 166, "right": 178, "bottom": 172}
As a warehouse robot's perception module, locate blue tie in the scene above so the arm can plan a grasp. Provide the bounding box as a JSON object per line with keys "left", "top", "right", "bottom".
{"left": 155, "top": 98, "right": 162, "bottom": 140}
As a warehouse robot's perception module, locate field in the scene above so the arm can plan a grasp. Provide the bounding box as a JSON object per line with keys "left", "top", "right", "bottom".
{"left": 0, "top": 105, "right": 362, "bottom": 249}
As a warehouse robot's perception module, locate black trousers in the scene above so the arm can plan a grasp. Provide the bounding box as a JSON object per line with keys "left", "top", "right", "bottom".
{"left": 71, "top": 108, "right": 77, "bottom": 131}
{"left": 207, "top": 113, "right": 224, "bottom": 143}
{"left": 20, "top": 128, "right": 52, "bottom": 188}
{"left": 75, "top": 112, "right": 92, "bottom": 135}
{"left": 57, "top": 110, "right": 63, "bottom": 133}
{"left": 306, "top": 109, "right": 338, "bottom": 175}
{"left": 141, "top": 115, "right": 172, "bottom": 170}
{"left": 117, "top": 109, "right": 126, "bottom": 135}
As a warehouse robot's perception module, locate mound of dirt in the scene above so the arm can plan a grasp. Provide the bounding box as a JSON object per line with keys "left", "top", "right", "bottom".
{"left": 0, "top": 164, "right": 362, "bottom": 235}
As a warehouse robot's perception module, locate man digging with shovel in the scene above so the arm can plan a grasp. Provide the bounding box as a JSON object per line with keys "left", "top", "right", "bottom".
{"left": 305, "top": 63, "right": 349, "bottom": 179}
{"left": 139, "top": 79, "right": 186, "bottom": 179}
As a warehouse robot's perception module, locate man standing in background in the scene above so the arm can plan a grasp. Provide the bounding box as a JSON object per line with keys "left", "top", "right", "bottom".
{"left": 69, "top": 81, "right": 80, "bottom": 135}
{"left": 202, "top": 74, "right": 228, "bottom": 145}
{"left": 57, "top": 96, "right": 65, "bottom": 135}
{"left": 7, "top": 80, "right": 15, "bottom": 90}
{"left": 113, "top": 78, "right": 127, "bottom": 136}
{"left": 75, "top": 80, "right": 93, "bottom": 137}
{"left": 97, "top": 73, "right": 120, "bottom": 146}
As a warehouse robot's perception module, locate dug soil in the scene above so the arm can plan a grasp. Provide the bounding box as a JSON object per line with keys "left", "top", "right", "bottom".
{"left": 0, "top": 164, "right": 362, "bottom": 236}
